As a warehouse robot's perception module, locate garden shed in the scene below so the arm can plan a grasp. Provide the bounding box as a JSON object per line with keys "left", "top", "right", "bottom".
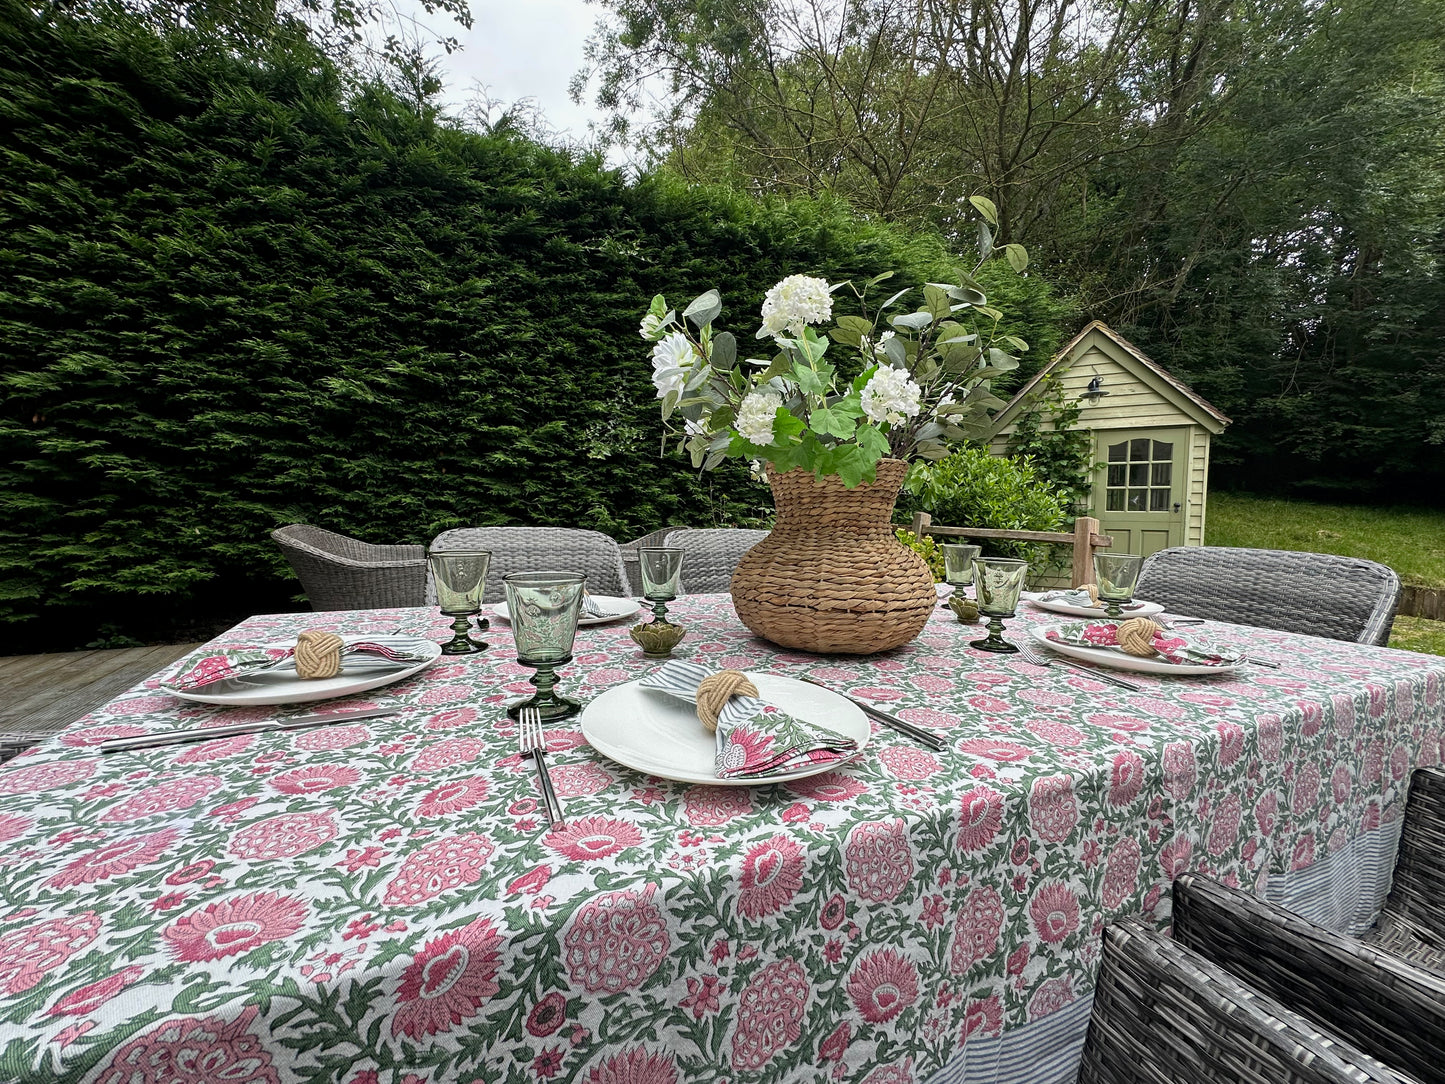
{"left": 988, "top": 321, "right": 1231, "bottom": 558}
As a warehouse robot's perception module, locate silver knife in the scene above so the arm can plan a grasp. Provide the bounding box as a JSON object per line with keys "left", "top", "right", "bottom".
{"left": 99, "top": 706, "right": 401, "bottom": 754}
{"left": 799, "top": 677, "right": 946, "bottom": 750}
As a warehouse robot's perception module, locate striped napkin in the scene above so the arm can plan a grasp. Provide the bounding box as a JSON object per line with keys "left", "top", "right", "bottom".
{"left": 1038, "top": 589, "right": 1146, "bottom": 611}
{"left": 640, "top": 660, "right": 858, "bottom": 779}
{"left": 161, "top": 636, "right": 434, "bottom": 692}
{"left": 1043, "top": 621, "right": 1241, "bottom": 667}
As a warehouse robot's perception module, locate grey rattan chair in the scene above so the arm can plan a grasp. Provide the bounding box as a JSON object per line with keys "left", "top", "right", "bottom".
{"left": 663, "top": 528, "right": 770, "bottom": 593}
{"left": 618, "top": 526, "right": 688, "bottom": 598}
{"left": 272, "top": 525, "right": 426, "bottom": 610}
{"left": 427, "top": 527, "right": 629, "bottom": 605}
{"left": 1079, "top": 921, "right": 1412, "bottom": 1084}
{"left": 1173, "top": 871, "right": 1445, "bottom": 1084}
{"left": 1135, "top": 546, "right": 1401, "bottom": 646}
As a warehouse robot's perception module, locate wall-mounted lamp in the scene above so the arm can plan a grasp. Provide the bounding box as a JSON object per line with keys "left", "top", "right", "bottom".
{"left": 1080, "top": 374, "right": 1110, "bottom": 403}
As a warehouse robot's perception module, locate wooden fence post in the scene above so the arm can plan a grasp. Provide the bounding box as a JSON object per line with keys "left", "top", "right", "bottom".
{"left": 1071, "top": 516, "right": 1100, "bottom": 588}
{"left": 909, "top": 512, "right": 931, "bottom": 538}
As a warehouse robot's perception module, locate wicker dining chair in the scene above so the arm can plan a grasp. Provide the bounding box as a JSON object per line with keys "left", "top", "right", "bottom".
{"left": 663, "top": 528, "right": 770, "bottom": 593}
{"left": 427, "top": 527, "right": 629, "bottom": 605}
{"left": 1172, "top": 872, "right": 1445, "bottom": 1084}
{"left": 272, "top": 525, "right": 427, "bottom": 610}
{"left": 618, "top": 525, "right": 689, "bottom": 597}
{"left": 1134, "top": 546, "right": 1401, "bottom": 646}
{"left": 1079, "top": 921, "right": 1414, "bottom": 1084}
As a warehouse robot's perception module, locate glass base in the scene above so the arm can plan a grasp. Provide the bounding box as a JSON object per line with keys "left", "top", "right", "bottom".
{"left": 969, "top": 614, "right": 1019, "bottom": 653}
{"left": 1102, "top": 598, "right": 1131, "bottom": 620}
{"left": 439, "top": 612, "right": 487, "bottom": 654}
{"left": 505, "top": 658, "right": 580, "bottom": 722}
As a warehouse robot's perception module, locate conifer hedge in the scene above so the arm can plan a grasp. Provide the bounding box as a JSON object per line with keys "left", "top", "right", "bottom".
{"left": 0, "top": 0, "right": 1063, "bottom": 647}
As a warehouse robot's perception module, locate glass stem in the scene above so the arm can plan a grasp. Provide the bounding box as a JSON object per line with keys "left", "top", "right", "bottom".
{"left": 650, "top": 599, "right": 673, "bottom": 624}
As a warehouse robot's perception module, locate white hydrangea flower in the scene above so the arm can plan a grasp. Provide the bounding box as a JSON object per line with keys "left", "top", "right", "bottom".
{"left": 861, "top": 366, "right": 923, "bottom": 427}
{"left": 639, "top": 312, "right": 666, "bottom": 341}
{"left": 873, "top": 330, "right": 896, "bottom": 357}
{"left": 650, "top": 332, "right": 694, "bottom": 399}
{"left": 736, "top": 390, "right": 783, "bottom": 446}
{"left": 759, "top": 275, "right": 833, "bottom": 338}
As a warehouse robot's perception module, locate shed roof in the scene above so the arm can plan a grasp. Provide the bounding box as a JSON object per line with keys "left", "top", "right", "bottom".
{"left": 989, "top": 320, "right": 1231, "bottom": 436}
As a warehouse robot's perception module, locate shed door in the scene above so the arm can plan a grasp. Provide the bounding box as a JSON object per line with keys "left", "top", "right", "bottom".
{"left": 1093, "top": 428, "right": 1187, "bottom": 558}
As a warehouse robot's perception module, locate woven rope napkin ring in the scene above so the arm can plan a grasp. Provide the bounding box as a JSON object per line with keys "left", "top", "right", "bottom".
{"left": 295, "top": 629, "right": 346, "bottom": 679}
{"left": 695, "top": 670, "right": 759, "bottom": 732}
{"left": 1083, "top": 583, "right": 1100, "bottom": 606}
{"left": 1117, "top": 617, "right": 1164, "bottom": 657}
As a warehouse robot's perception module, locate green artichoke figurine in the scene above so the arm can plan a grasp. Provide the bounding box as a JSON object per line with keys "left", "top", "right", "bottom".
{"left": 947, "top": 594, "right": 980, "bottom": 624}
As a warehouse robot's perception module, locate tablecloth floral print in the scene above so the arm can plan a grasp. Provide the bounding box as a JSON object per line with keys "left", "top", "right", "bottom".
{"left": 0, "top": 597, "right": 1438, "bottom": 1084}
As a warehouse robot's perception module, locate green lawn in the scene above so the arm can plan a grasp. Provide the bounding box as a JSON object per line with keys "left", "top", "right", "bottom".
{"left": 1204, "top": 492, "right": 1445, "bottom": 655}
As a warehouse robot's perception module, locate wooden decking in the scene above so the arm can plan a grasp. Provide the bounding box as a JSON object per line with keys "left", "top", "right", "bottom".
{"left": 0, "top": 643, "right": 201, "bottom": 739}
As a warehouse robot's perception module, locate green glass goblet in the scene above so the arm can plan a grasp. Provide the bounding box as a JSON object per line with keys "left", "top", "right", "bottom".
{"left": 504, "top": 571, "right": 587, "bottom": 723}
{"left": 1094, "top": 552, "right": 1144, "bottom": 620}
{"left": 942, "top": 543, "right": 982, "bottom": 588}
{"left": 970, "top": 557, "right": 1029, "bottom": 654}
{"left": 428, "top": 549, "right": 490, "bottom": 655}
{"left": 630, "top": 547, "right": 685, "bottom": 658}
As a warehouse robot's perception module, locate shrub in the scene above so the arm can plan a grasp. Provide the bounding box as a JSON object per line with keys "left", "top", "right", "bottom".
{"left": 894, "top": 528, "right": 944, "bottom": 582}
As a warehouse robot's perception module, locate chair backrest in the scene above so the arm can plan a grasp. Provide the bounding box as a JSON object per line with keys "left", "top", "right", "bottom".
{"left": 1080, "top": 921, "right": 1411, "bottom": 1084}
{"left": 1383, "top": 766, "right": 1445, "bottom": 958}
{"left": 1135, "top": 546, "right": 1400, "bottom": 646}
{"left": 663, "top": 528, "right": 770, "bottom": 594}
{"left": 427, "top": 527, "right": 629, "bottom": 605}
{"left": 271, "top": 524, "right": 426, "bottom": 611}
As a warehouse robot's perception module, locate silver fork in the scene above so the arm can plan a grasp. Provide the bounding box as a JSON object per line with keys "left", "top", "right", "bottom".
{"left": 519, "top": 707, "right": 563, "bottom": 828}
{"left": 1018, "top": 643, "right": 1142, "bottom": 692}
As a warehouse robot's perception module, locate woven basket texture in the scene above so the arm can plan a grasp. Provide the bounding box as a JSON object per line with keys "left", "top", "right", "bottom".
{"left": 729, "top": 459, "right": 935, "bottom": 654}
{"left": 1135, "top": 546, "right": 1401, "bottom": 646}
{"left": 1080, "top": 921, "right": 1414, "bottom": 1084}
{"left": 1174, "top": 872, "right": 1445, "bottom": 1083}
{"left": 664, "top": 528, "right": 770, "bottom": 594}
{"left": 272, "top": 524, "right": 426, "bottom": 611}
{"left": 427, "top": 527, "right": 628, "bottom": 605}
{"left": 1369, "top": 767, "right": 1445, "bottom": 972}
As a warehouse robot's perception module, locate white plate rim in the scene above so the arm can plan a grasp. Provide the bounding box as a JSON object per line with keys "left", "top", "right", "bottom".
{"left": 1028, "top": 623, "right": 1243, "bottom": 676}
{"left": 1028, "top": 596, "right": 1165, "bottom": 620}
{"left": 167, "top": 640, "right": 442, "bottom": 705}
{"left": 491, "top": 596, "right": 642, "bottom": 627}
{"left": 580, "top": 672, "right": 870, "bottom": 786}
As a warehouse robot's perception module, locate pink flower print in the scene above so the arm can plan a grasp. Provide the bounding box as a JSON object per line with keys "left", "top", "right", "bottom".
{"left": 339, "top": 846, "right": 386, "bottom": 872}
{"left": 47, "top": 828, "right": 181, "bottom": 888}
{"left": 1216, "top": 722, "right": 1245, "bottom": 767}
{"left": 1027, "top": 977, "right": 1075, "bottom": 1021}
{"left": 508, "top": 863, "right": 552, "bottom": 896}
{"left": 163, "top": 892, "right": 306, "bottom": 962}
{"left": 270, "top": 765, "right": 361, "bottom": 795}
{"left": 1028, "top": 775, "right": 1079, "bottom": 843}
{"left": 384, "top": 834, "right": 496, "bottom": 905}
{"left": 0, "top": 759, "right": 95, "bottom": 795}
{"left": 391, "top": 917, "right": 503, "bottom": 1039}
{"left": 1102, "top": 836, "right": 1142, "bottom": 910}
{"left": 820, "top": 1021, "right": 851, "bottom": 1062}
{"left": 1368, "top": 684, "right": 1389, "bottom": 719}
{"left": 563, "top": 885, "right": 669, "bottom": 993}
{"left": 736, "top": 835, "right": 803, "bottom": 919}
{"left": 1292, "top": 834, "right": 1316, "bottom": 871}
{"left": 229, "top": 812, "right": 338, "bottom": 861}
{"left": 787, "top": 772, "right": 867, "bottom": 802}
{"left": 847, "top": 949, "right": 919, "bottom": 1024}
{"left": 0, "top": 813, "right": 30, "bottom": 843}
{"left": 920, "top": 894, "right": 947, "bottom": 929}
{"left": 534, "top": 1048, "right": 566, "bottom": 1078}
{"left": 820, "top": 894, "right": 847, "bottom": 930}
{"left": 958, "top": 737, "right": 1032, "bottom": 762}
{"left": 413, "top": 737, "right": 487, "bottom": 771}
{"left": 108, "top": 694, "right": 173, "bottom": 714}
{"left": 731, "top": 958, "right": 809, "bottom": 1070}
{"left": 963, "top": 994, "right": 1003, "bottom": 1040}
{"left": 1157, "top": 836, "right": 1193, "bottom": 880}
{"left": 1108, "top": 750, "right": 1145, "bottom": 808}
{"left": 47, "top": 965, "right": 143, "bottom": 1016}
{"left": 418, "top": 683, "right": 472, "bottom": 706}
{"left": 1082, "top": 623, "right": 1119, "bottom": 646}
{"left": 1028, "top": 718, "right": 1085, "bottom": 746}
{"left": 545, "top": 817, "right": 644, "bottom": 862}
{"left": 526, "top": 991, "right": 569, "bottom": 1037}
{"left": 1257, "top": 714, "right": 1284, "bottom": 762}
{"left": 950, "top": 885, "right": 1004, "bottom": 974}
{"left": 1253, "top": 791, "right": 1278, "bottom": 837}
{"left": 1364, "top": 740, "right": 1385, "bottom": 784}
{"left": 968, "top": 694, "right": 1012, "bottom": 715}
{"left": 878, "top": 746, "right": 940, "bottom": 780}
{"left": 583, "top": 1047, "right": 680, "bottom": 1084}
{"left": 1332, "top": 693, "right": 1357, "bottom": 736}
{"left": 1391, "top": 743, "right": 1409, "bottom": 782}
{"left": 209, "top": 797, "right": 260, "bottom": 823}
{"left": 174, "top": 734, "right": 256, "bottom": 764}
{"left": 415, "top": 776, "right": 491, "bottom": 818}
{"left": 1029, "top": 882, "right": 1080, "bottom": 944}
{"left": 296, "top": 724, "right": 370, "bottom": 751}
{"left": 844, "top": 819, "right": 914, "bottom": 903}
{"left": 165, "top": 859, "right": 214, "bottom": 885}
{"left": 425, "top": 707, "right": 479, "bottom": 731}
{"left": 61, "top": 724, "right": 147, "bottom": 748}
{"left": 956, "top": 786, "right": 1003, "bottom": 853}
{"left": 681, "top": 975, "right": 722, "bottom": 1019}
{"left": 1324, "top": 764, "right": 1351, "bottom": 808}
{"left": 1161, "top": 742, "right": 1197, "bottom": 800}
{"left": 0, "top": 912, "right": 101, "bottom": 994}
{"left": 550, "top": 762, "right": 614, "bottom": 797}
{"left": 1292, "top": 762, "right": 1321, "bottom": 817}
{"left": 1011, "top": 836, "right": 1031, "bottom": 865}
{"left": 101, "top": 774, "right": 222, "bottom": 822}
{"left": 1207, "top": 794, "right": 1243, "bottom": 858}
{"left": 684, "top": 786, "right": 752, "bottom": 826}
{"left": 151, "top": 892, "right": 187, "bottom": 912}
{"left": 90, "top": 1005, "right": 277, "bottom": 1084}
{"left": 1006, "top": 943, "right": 1030, "bottom": 977}
{"left": 861, "top": 1064, "right": 912, "bottom": 1084}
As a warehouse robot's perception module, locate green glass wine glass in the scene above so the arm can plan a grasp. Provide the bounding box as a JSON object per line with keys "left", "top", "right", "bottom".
{"left": 629, "top": 547, "right": 686, "bottom": 658}
{"left": 1094, "top": 552, "right": 1144, "bottom": 620}
{"left": 504, "top": 571, "right": 587, "bottom": 722}
{"left": 970, "top": 557, "right": 1029, "bottom": 654}
{"left": 428, "top": 549, "right": 490, "bottom": 655}
{"left": 942, "top": 543, "right": 982, "bottom": 588}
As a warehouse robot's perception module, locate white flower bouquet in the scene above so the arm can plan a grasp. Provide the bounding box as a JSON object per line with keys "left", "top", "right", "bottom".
{"left": 641, "top": 238, "right": 1029, "bottom": 488}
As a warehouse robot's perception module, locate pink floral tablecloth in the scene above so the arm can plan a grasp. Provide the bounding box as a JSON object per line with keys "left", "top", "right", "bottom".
{"left": 0, "top": 597, "right": 1439, "bottom": 1084}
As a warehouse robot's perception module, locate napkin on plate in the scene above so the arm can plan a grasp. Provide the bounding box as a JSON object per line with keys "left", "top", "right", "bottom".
{"left": 161, "top": 636, "right": 434, "bottom": 692}
{"left": 1043, "top": 621, "right": 1242, "bottom": 667}
{"left": 640, "top": 660, "right": 858, "bottom": 779}
{"left": 1037, "top": 589, "right": 1147, "bottom": 611}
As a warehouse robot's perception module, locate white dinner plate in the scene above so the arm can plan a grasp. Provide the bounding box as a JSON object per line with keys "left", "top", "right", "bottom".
{"left": 167, "top": 640, "right": 442, "bottom": 706}
{"left": 491, "top": 595, "right": 642, "bottom": 627}
{"left": 580, "top": 672, "right": 870, "bottom": 786}
{"left": 1029, "top": 624, "right": 1243, "bottom": 677}
{"left": 1028, "top": 595, "right": 1165, "bottom": 620}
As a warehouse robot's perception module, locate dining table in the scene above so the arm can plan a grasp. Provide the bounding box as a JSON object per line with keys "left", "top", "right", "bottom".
{"left": 0, "top": 592, "right": 1439, "bottom": 1084}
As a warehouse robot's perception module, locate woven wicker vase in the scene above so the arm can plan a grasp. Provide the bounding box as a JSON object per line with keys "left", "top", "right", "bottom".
{"left": 729, "top": 458, "right": 936, "bottom": 654}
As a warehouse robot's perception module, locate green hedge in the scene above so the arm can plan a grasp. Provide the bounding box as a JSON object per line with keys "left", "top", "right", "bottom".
{"left": 0, "top": 1, "right": 1064, "bottom": 649}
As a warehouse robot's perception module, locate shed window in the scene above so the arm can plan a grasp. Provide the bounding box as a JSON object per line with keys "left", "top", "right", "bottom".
{"left": 1105, "top": 438, "right": 1173, "bottom": 512}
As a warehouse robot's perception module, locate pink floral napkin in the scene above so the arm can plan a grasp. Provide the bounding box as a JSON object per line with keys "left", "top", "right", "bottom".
{"left": 161, "top": 636, "right": 434, "bottom": 692}
{"left": 1043, "top": 621, "right": 1242, "bottom": 667}
{"left": 640, "top": 660, "right": 858, "bottom": 779}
